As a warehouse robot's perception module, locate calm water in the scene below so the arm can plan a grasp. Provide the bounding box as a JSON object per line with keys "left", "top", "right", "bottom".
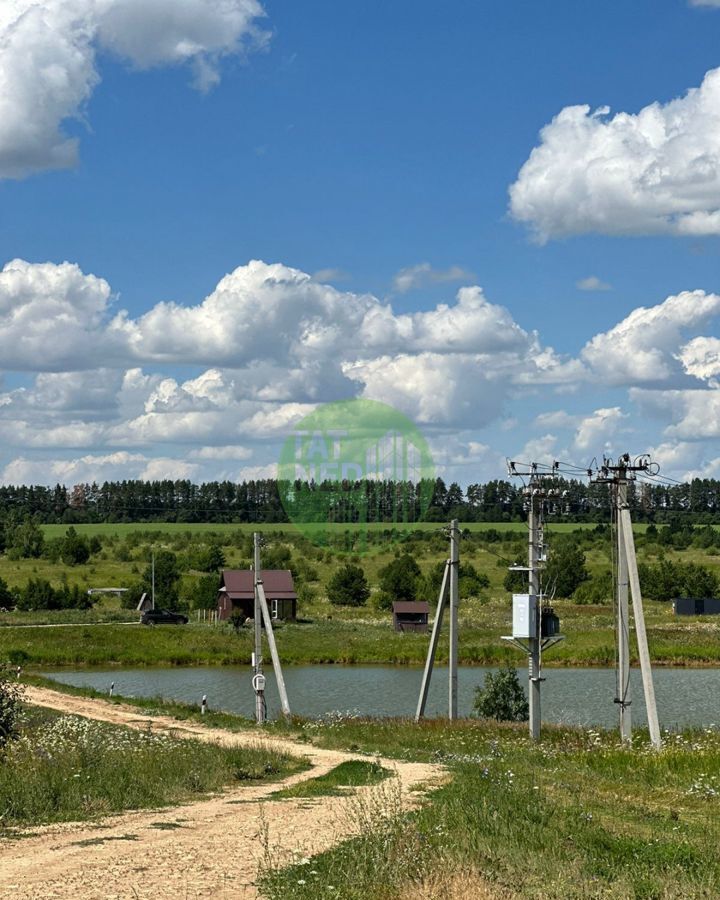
{"left": 41, "top": 665, "right": 720, "bottom": 730}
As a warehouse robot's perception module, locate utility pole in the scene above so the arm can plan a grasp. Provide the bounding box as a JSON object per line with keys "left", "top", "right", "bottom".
{"left": 616, "top": 477, "right": 631, "bottom": 743}
{"left": 416, "top": 520, "right": 460, "bottom": 721}
{"left": 592, "top": 454, "right": 661, "bottom": 750}
{"left": 252, "top": 533, "right": 291, "bottom": 721}
{"left": 448, "top": 519, "right": 459, "bottom": 720}
{"left": 151, "top": 551, "right": 155, "bottom": 610}
{"left": 252, "top": 533, "right": 266, "bottom": 724}
{"left": 527, "top": 486, "right": 542, "bottom": 741}
{"left": 502, "top": 462, "right": 564, "bottom": 742}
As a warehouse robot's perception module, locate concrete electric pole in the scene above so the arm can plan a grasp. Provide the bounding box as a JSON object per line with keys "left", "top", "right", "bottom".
{"left": 416, "top": 519, "right": 460, "bottom": 721}
{"left": 592, "top": 454, "right": 661, "bottom": 750}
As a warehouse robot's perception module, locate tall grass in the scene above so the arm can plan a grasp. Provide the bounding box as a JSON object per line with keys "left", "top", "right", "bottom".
{"left": 0, "top": 706, "right": 303, "bottom": 828}
{"left": 259, "top": 717, "right": 720, "bottom": 899}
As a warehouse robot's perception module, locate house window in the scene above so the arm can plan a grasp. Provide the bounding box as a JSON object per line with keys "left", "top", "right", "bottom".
{"left": 271, "top": 598, "right": 278, "bottom": 620}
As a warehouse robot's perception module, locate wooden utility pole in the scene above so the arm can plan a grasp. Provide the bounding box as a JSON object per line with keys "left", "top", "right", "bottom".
{"left": 416, "top": 520, "right": 460, "bottom": 721}
{"left": 593, "top": 455, "right": 661, "bottom": 750}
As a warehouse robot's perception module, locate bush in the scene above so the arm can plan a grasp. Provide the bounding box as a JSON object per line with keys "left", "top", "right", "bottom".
{"left": 328, "top": 564, "right": 371, "bottom": 607}
{"left": 0, "top": 667, "right": 23, "bottom": 748}
{"left": 573, "top": 571, "right": 613, "bottom": 605}
{"left": 473, "top": 665, "right": 529, "bottom": 722}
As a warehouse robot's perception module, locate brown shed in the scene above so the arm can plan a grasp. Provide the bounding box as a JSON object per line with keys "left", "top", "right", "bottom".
{"left": 392, "top": 600, "right": 429, "bottom": 633}
{"left": 217, "top": 570, "right": 297, "bottom": 622}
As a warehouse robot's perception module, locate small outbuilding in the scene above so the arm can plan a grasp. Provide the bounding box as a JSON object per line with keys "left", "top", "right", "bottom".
{"left": 217, "top": 569, "right": 297, "bottom": 622}
{"left": 392, "top": 600, "right": 429, "bottom": 633}
{"left": 673, "top": 597, "right": 720, "bottom": 616}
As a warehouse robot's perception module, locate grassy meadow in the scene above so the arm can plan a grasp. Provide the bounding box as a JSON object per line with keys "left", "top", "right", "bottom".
{"left": 18, "top": 677, "right": 720, "bottom": 899}
{"left": 0, "top": 702, "right": 304, "bottom": 831}
{"left": 0, "top": 522, "right": 718, "bottom": 668}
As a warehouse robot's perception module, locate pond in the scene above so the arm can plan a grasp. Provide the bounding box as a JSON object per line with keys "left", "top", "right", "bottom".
{"left": 41, "top": 664, "right": 720, "bottom": 730}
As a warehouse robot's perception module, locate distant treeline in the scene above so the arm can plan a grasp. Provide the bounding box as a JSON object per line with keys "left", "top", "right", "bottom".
{"left": 0, "top": 476, "right": 717, "bottom": 525}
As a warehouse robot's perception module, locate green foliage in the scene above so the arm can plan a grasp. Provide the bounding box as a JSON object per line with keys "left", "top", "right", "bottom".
{"left": 327, "top": 564, "right": 371, "bottom": 607}
{"left": 378, "top": 554, "right": 421, "bottom": 604}
{"left": 270, "top": 760, "right": 389, "bottom": 799}
{"left": 473, "top": 664, "right": 529, "bottom": 721}
{"left": 142, "top": 550, "right": 181, "bottom": 609}
{"left": 184, "top": 574, "right": 220, "bottom": 610}
{"left": 0, "top": 576, "right": 15, "bottom": 609}
{"left": 573, "top": 571, "right": 613, "bottom": 605}
{"left": 638, "top": 559, "right": 719, "bottom": 601}
{"left": 189, "top": 543, "right": 226, "bottom": 573}
{"left": 544, "top": 540, "right": 589, "bottom": 598}
{"left": 425, "top": 561, "right": 490, "bottom": 600}
{"left": 296, "top": 583, "right": 317, "bottom": 606}
{"left": 8, "top": 519, "right": 45, "bottom": 559}
{"left": 229, "top": 611, "right": 246, "bottom": 632}
{"left": 61, "top": 526, "right": 90, "bottom": 566}
{"left": 0, "top": 667, "right": 23, "bottom": 748}
{"left": 15, "top": 578, "right": 91, "bottom": 611}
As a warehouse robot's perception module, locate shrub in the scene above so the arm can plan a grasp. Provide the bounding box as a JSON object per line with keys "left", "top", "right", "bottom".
{"left": 0, "top": 667, "right": 23, "bottom": 748}
{"left": 328, "top": 564, "right": 371, "bottom": 607}
{"left": 573, "top": 571, "right": 613, "bottom": 605}
{"left": 473, "top": 664, "right": 529, "bottom": 722}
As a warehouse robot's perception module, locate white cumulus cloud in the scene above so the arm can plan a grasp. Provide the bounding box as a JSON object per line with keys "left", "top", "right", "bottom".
{"left": 581, "top": 290, "right": 720, "bottom": 385}
{"left": 510, "top": 67, "right": 720, "bottom": 240}
{"left": 0, "top": 0, "right": 268, "bottom": 179}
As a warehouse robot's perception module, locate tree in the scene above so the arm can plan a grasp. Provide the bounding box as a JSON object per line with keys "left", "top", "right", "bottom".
{"left": 543, "top": 541, "right": 589, "bottom": 598}
{"left": 142, "top": 550, "right": 181, "bottom": 609}
{"left": 378, "top": 554, "right": 421, "bottom": 603}
{"left": 0, "top": 577, "right": 15, "bottom": 609}
{"left": 8, "top": 518, "right": 45, "bottom": 559}
{"left": 61, "top": 526, "right": 90, "bottom": 566}
{"left": 474, "top": 664, "right": 529, "bottom": 722}
{"left": 328, "top": 564, "right": 370, "bottom": 607}
{"left": 190, "top": 543, "right": 226, "bottom": 573}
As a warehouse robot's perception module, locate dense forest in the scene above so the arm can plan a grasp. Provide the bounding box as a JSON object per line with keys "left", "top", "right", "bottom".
{"left": 0, "top": 476, "right": 717, "bottom": 525}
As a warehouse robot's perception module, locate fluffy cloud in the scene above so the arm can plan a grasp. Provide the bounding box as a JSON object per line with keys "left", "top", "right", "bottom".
{"left": 4, "top": 254, "right": 720, "bottom": 485}
{"left": 0, "top": 259, "right": 120, "bottom": 370}
{"left": 0, "top": 0, "right": 267, "bottom": 178}
{"left": 392, "top": 263, "right": 476, "bottom": 294}
{"left": 581, "top": 290, "right": 720, "bottom": 385}
{"left": 631, "top": 387, "right": 720, "bottom": 440}
{"left": 572, "top": 407, "right": 628, "bottom": 453}
{"left": 509, "top": 67, "right": 720, "bottom": 240}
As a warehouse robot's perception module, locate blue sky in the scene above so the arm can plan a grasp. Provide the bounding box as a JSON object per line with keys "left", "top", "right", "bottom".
{"left": 1, "top": 0, "right": 719, "bottom": 487}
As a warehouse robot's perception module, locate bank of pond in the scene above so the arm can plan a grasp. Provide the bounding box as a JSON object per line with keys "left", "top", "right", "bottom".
{"left": 41, "top": 664, "right": 720, "bottom": 730}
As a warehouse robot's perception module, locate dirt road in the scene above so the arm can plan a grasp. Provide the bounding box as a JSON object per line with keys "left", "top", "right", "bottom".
{"left": 0, "top": 686, "right": 442, "bottom": 900}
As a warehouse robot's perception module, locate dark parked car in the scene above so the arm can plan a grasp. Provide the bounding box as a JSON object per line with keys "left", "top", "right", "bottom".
{"left": 140, "top": 608, "right": 188, "bottom": 626}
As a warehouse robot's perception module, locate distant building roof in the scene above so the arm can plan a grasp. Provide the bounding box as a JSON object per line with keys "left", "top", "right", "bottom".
{"left": 392, "top": 601, "right": 429, "bottom": 614}
{"left": 219, "top": 569, "right": 297, "bottom": 600}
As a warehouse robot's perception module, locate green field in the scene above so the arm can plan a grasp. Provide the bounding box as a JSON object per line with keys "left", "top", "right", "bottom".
{"left": 39, "top": 521, "right": 612, "bottom": 539}
{"left": 21, "top": 677, "right": 720, "bottom": 899}
{"left": 0, "top": 521, "right": 717, "bottom": 669}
